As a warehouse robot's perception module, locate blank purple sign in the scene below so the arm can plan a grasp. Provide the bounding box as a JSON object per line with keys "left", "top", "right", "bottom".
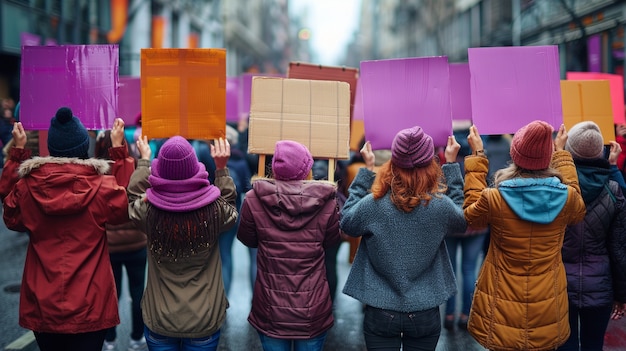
{"left": 226, "top": 77, "right": 239, "bottom": 122}
{"left": 360, "top": 56, "right": 453, "bottom": 149}
{"left": 118, "top": 76, "right": 141, "bottom": 125}
{"left": 468, "top": 46, "right": 562, "bottom": 134}
{"left": 449, "top": 63, "right": 472, "bottom": 121}
{"left": 20, "top": 45, "right": 119, "bottom": 130}
{"left": 353, "top": 79, "right": 363, "bottom": 121}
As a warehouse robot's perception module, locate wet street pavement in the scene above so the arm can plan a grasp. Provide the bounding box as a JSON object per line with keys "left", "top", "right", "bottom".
{"left": 2, "top": 219, "right": 626, "bottom": 350}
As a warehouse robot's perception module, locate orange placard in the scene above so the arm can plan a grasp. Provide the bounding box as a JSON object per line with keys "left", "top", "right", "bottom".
{"left": 141, "top": 48, "right": 226, "bottom": 140}
{"left": 567, "top": 72, "right": 626, "bottom": 124}
{"left": 561, "top": 80, "right": 616, "bottom": 143}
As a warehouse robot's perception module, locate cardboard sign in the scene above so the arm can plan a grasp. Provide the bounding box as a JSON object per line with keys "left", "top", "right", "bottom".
{"left": 449, "top": 63, "right": 472, "bottom": 121}
{"left": 118, "top": 76, "right": 141, "bottom": 125}
{"left": 20, "top": 45, "right": 119, "bottom": 130}
{"left": 468, "top": 46, "right": 563, "bottom": 134}
{"left": 359, "top": 56, "right": 453, "bottom": 149}
{"left": 248, "top": 77, "right": 350, "bottom": 159}
{"left": 238, "top": 73, "right": 284, "bottom": 121}
{"left": 288, "top": 62, "right": 359, "bottom": 117}
{"left": 141, "top": 48, "right": 226, "bottom": 139}
{"left": 226, "top": 76, "right": 239, "bottom": 123}
{"left": 561, "top": 80, "right": 615, "bottom": 143}
{"left": 566, "top": 72, "right": 625, "bottom": 125}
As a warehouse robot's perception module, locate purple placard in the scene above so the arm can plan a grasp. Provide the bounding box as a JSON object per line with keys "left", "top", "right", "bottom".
{"left": 45, "top": 38, "right": 57, "bottom": 46}
{"left": 20, "top": 45, "right": 119, "bottom": 130}
{"left": 588, "top": 35, "right": 601, "bottom": 73}
{"left": 353, "top": 79, "right": 363, "bottom": 121}
{"left": 360, "top": 56, "right": 453, "bottom": 149}
{"left": 449, "top": 63, "right": 472, "bottom": 121}
{"left": 226, "top": 77, "right": 239, "bottom": 122}
{"left": 468, "top": 46, "right": 562, "bottom": 135}
{"left": 118, "top": 76, "right": 141, "bottom": 125}
{"left": 20, "top": 32, "right": 41, "bottom": 47}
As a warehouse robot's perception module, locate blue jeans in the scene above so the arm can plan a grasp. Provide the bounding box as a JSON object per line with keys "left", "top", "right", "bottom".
{"left": 444, "top": 234, "right": 486, "bottom": 316}
{"left": 363, "top": 305, "right": 441, "bottom": 350}
{"left": 557, "top": 303, "right": 612, "bottom": 351}
{"left": 106, "top": 248, "right": 147, "bottom": 342}
{"left": 257, "top": 331, "right": 327, "bottom": 351}
{"left": 144, "top": 327, "right": 220, "bottom": 351}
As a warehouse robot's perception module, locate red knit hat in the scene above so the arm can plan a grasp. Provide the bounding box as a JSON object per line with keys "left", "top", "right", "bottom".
{"left": 391, "top": 126, "right": 434, "bottom": 168}
{"left": 510, "top": 120, "right": 554, "bottom": 170}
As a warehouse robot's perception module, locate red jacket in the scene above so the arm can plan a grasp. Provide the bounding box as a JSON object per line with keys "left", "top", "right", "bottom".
{"left": 0, "top": 147, "right": 130, "bottom": 334}
{"left": 237, "top": 179, "right": 341, "bottom": 339}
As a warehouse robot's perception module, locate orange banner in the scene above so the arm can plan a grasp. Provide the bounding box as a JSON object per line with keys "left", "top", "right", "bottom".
{"left": 188, "top": 33, "right": 199, "bottom": 48}
{"left": 151, "top": 16, "right": 165, "bottom": 49}
{"left": 107, "top": 0, "right": 128, "bottom": 43}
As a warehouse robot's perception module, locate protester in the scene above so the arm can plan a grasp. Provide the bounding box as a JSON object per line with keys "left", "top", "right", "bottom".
{"left": 219, "top": 124, "right": 253, "bottom": 295}
{"left": 557, "top": 121, "right": 626, "bottom": 351}
{"left": 340, "top": 126, "right": 466, "bottom": 350}
{"left": 0, "top": 108, "right": 131, "bottom": 351}
{"left": 237, "top": 140, "right": 341, "bottom": 351}
{"left": 95, "top": 130, "right": 148, "bottom": 351}
{"left": 463, "top": 121, "right": 586, "bottom": 351}
{"left": 127, "top": 135, "right": 237, "bottom": 351}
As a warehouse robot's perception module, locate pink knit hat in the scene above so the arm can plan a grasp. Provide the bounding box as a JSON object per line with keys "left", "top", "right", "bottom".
{"left": 272, "top": 140, "right": 313, "bottom": 180}
{"left": 147, "top": 136, "right": 221, "bottom": 212}
{"left": 391, "top": 126, "right": 434, "bottom": 168}
{"left": 510, "top": 120, "right": 554, "bottom": 170}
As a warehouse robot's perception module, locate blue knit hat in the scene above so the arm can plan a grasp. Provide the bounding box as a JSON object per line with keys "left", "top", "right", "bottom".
{"left": 47, "top": 107, "right": 90, "bottom": 158}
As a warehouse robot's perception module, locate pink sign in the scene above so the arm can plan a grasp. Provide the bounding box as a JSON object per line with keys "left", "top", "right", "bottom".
{"left": 449, "top": 63, "right": 472, "bottom": 121}
{"left": 360, "top": 56, "right": 453, "bottom": 149}
{"left": 226, "top": 77, "right": 239, "bottom": 122}
{"left": 20, "top": 45, "right": 119, "bottom": 130}
{"left": 468, "top": 46, "right": 562, "bottom": 134}
{"left": 353, "top": 79, "right": 363, "bottom": 121}
{"left": 118, "top": 76, "right": 141, "bottom": 125}
{"left": 566, "top": 71, "right": 625, "bottom": 124}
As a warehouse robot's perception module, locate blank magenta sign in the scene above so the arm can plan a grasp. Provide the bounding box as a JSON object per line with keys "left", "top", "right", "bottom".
{"left": 118, "top": 76, "right": 140, "bottom": 125}
{"left": 20, "top": 45, "right": 119, "bottom": 130}
{"left": 360, "top": 56, "right": 453, "bottom": 149}
{"left": 468, "top": 46, "right": 562, "bottom": 135}
{"left": 449, "top": 63, "right": 472, "bottom": 121}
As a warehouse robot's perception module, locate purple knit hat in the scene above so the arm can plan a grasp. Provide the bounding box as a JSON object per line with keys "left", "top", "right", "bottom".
{"left": 391, "top": 126, "right": 434, "bottom": 168}
{"left": 147, "top": 136, "right": 221, "bottom": 212}
{"left": 272, "top": 140, "right": 314, "bottom": 180}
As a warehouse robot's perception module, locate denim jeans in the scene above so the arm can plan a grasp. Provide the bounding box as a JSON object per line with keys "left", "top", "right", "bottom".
{"left": 557, "top": 303, "right": 612, "bottom": 351}
{"left": 144, "top": 327, "right": 220, "bottom": 351}
{"left": 444, "top": 234, "right": 486, "bottom": 316}
{"left": 257, "top": 331, "right": 327, "bottom": 351}
{"left": 363, "top": 305, "right": 441, "bottom": 350}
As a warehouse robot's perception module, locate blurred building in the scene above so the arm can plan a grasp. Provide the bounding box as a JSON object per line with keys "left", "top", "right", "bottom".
{"left": 0, "top": 0, "right": 295, "bottom": 104}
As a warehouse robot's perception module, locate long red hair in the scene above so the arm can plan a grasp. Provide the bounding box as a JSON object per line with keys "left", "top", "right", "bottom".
{"left": 371, "top": 159, "right": 447, "bottom": 213}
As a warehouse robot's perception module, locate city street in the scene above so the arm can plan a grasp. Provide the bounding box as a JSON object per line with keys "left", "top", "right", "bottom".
{"left": 1, "top": 218, "right": 625, "bottom": 350}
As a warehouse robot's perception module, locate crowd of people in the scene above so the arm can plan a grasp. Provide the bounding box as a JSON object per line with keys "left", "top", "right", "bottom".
{"left": 2, "top": 102, "right": 626, "bottom": 351}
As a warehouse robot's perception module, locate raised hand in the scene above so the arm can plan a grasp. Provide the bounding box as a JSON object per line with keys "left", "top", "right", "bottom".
{"left": 467, "top": 125, "right": 484, "bottom": 154}
{"left": 360, "top": 141, "right": 375, "bottom": 171}
{"left": 12, "top": 122, "right": 26, "bottom": 149}
{"left": 110, "top": 118, "right": 125, "bottom": 148}
{"left": 444, "top": 135, "right": 461, "bottom": 163}
{"left": 211, "top": 138, "right": 230, "bottom": 170}
{"left": 136, "top": 135, "right": 151, "bottom": 160}
{"left": 608, "top": 141, "right": 622, "bottom": 165}
{"left": 554, "top": 124, "right": 567, "bottom": 151}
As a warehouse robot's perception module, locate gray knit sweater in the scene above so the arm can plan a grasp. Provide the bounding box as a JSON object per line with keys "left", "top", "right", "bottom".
{"left": 340, "top": 163, "right": 466, "bottom": 312}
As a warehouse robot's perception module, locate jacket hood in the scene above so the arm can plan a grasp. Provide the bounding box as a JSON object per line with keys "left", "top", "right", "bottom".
{"left": 499, "top": 177, "right": 568, "bottom": 224}
{"left": 573, "top": 158, "right": 610, "bottom": 204}
{"left": 18, "top": 157, "right": 112, "bottom": 216}
{"left": 251, "top": 179, "right": 337, "bottom": 231}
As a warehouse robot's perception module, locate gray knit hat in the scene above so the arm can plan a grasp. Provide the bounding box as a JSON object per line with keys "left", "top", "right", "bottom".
{"left": 565, "top": 121, "right": 605, "bottom": 160}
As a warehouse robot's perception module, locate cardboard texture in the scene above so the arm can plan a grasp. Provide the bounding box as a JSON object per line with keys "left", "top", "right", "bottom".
{"left": 118, "top": 76, "right": 141, "bottom": 125}
{"left": 560, "top": 80, "right": 616, "bottom": 143}
{"left": 20, "top": 45, "right": 119, "bottom": 130}
{"left": 141, "top": 48, "right": 226, "bottom": 140}
{"left": 288, "top": 62, "right": 359, "bottom": 117}
{"left": 248, "top": 77, "right": 350, "bottom": 159}
{"left": 449, "top": 63, "right": 472, "bottom": 121}
{"left": 468, "top": 46, "right": 563, "bottom": 134}
{"left": 566, "top": 72, "right": 625, "bottom": 125}
{"left": 226, "top": 76, "right": 239, "bottom": 122}
{"left": 359, "top": 56, "right": 453, "bottom": 149}
{"left": 238, "top": 73, "right": 284, "bottom": 121}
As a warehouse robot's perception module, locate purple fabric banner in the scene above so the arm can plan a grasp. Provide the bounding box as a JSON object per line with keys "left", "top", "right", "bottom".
{"left": 449, "top": 63, "right": 472, "bottom": 121}
{"left": 118, "top": 76, "right": 141, "bottom": 125}
{"left": 20, "top": 32, "right": 41, "bottom": 47}
{"left": 20, "top": 45, "right": 119, "bottom": 130}
{"left": 360, "top": 56, "right": 453, "bottom": 149}
{"left": 468, "top": 46, "right": 562, "bottom": 135}
{"left": 226, "top": 77, "right": 239, "bottom": 122}
{"left": 353, "top": 79, "right": 363, "bottom": 121}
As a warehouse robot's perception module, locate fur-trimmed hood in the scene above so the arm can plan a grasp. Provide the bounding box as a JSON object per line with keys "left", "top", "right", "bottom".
{"left": 17, "top": 156, "right": 114, "bottom": 216}
{"left": 18, "top": 156, "right": 111, "bottom": 177}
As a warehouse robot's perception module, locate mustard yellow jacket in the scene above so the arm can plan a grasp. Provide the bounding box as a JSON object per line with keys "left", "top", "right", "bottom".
{"left": 463, "top": 150, "right": 586, "bottom": 351}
